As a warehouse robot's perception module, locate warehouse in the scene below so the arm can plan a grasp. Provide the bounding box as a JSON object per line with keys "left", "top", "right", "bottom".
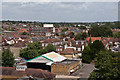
{"left": 27, "top": 52, "right": 67, "bottom": 71}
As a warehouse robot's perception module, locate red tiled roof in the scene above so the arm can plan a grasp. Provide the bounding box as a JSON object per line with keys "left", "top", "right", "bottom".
{"left": 42, "top": 38, "right": 62, "bottom": 43}
{"left": 86, "top": 37, "right": 101, "bottom": 42}
{"left": 1, "top": 67, "right": 56, "bottom": 79}
{"left": 13, "top": 35, "right": 19, "bottom": 38}
{"left": 61, "top": 48, "right": 77, "bottom": 55}
{"left": 14, "top": 41, "right": 26, "bottom": 47}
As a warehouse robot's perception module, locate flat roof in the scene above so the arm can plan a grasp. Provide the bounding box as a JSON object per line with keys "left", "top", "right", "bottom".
{"left": 52, "top": 59, "right": 80, "bottom": 65}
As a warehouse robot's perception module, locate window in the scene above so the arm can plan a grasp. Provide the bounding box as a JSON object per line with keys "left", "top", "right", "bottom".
{"left": 78, "top": 48, "right": 81, "bottom": 51}
{"left": 76, "top": 41, "right": 78, "bottom": 44}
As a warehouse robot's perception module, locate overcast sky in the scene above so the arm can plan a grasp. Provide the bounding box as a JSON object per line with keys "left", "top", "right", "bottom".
{"left": 2, "top": 2, "right": 118, "bottom": 22}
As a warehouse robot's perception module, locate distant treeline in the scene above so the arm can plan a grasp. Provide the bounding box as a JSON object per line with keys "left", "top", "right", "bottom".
{"left": 1, "top": 20, "right": 120, "bottom": 28}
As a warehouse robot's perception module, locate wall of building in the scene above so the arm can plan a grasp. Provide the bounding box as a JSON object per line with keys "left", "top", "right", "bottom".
{"left": 51, "top": 60, "right": 81, "bottom": 75}
{"left": 10, "top": 47, "right": 21, "bottom": 58}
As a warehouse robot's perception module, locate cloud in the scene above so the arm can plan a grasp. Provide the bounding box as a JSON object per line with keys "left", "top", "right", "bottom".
{"left": 2, "top": 2, "right": 118, "bottom": 22}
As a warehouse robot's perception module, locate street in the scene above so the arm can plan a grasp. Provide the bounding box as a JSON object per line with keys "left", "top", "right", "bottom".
{"left": 71, "top": 63, "right": 95, "bottom": 80}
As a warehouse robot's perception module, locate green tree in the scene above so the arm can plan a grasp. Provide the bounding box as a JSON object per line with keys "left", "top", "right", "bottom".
{"left": 89, "top": 40, "right": 105, "bottom": 59}
{"left": 82, "top": 40, "right": 105, "bottom": 63}
{"left": 20, "top": 48, "right": 38, "bottom": 60}
{"left": 75, "top": 32, "right": 88, "bottom": 40}
{"left": 44, "top": 44, "right": 56, "bottom": 52}
{"left": 56, "top": 33, "right": 59, "bottom": 36}
{"left": 89, "top": 51, "right": 120, "bottom": 80}
{"left": 113, "top": 31, "right": 120, "bottom": 38}
{"left": 2, "top": 49, "right": 15, "bottom": 67}
{"left": 19, "top": 42, "right": 43, "bottom": 60}
{"left": 82, "top": 46, "right": 92, "bottom": 63}
{"left": 62, "top": 28, "right": 68, "bottom": 32}
{"left": 88, "top": 26, "right": 100, "bottom": 37}
{"left": 88, "top": 26, "right": 113, "bottom": 37}
{"left": 21, "top": 31, "right": 29, "bottom": 35}
{"left": 61, "top": 33, "right": 66, "bottom": 38}
{"left": 69, "top": 32, "right": 74, "bottom": 38}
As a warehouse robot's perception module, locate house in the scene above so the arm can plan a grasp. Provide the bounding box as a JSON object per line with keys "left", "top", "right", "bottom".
{"left": 41, "top": 38, "right": 63, "bottom": 47}
{"left": 29, "top": 24, "right": 55, "bottom": 36}
{"left": 56, "top": 45, "right": 64, "bottom": 54}
{"left": 1, "top": 67, "right": 56, "bottom": 80}
{"left": 102, "top": 37, "right": 120, "bottom": 52}
{"left": 61, "top": 47, "right": 79, "bottom": 59}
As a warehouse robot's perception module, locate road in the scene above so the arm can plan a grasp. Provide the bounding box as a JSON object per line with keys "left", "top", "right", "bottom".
{"left": 71, "top": 63, "right": 95, "bottom": 80}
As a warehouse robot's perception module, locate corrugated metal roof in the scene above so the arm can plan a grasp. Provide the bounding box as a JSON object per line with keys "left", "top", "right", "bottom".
{"left": 27, "top": 52, "right": 67, "bottom": 63}
{"left": 43, "top": 52, "right": 67, "bottom": 62}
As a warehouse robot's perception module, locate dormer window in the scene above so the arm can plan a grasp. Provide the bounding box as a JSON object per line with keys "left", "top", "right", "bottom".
{"left": 16, "top": 65, "right": 27, "bottom": 71}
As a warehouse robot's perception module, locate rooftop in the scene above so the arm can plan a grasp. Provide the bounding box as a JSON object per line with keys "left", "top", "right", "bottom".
{"left": 52, "top": 59, "right": 80, "bottom": 65}
{"left": 27, "top": 52, "right": 67, "bottom": 63}
{"left": 1, "top": 67, "right": 56, "bottom": 79}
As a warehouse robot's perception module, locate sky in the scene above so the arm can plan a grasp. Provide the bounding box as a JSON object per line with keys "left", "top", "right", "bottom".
{"left": 2, "top": 1, "right": 119, "bottom": 22}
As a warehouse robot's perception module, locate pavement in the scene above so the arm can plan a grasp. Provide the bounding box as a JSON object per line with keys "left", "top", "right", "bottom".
{"left": 55, "top": 75, "right": 80, "bottom": 80}
{"left": 71, "top": 63, "right": 95, "bottom": 80}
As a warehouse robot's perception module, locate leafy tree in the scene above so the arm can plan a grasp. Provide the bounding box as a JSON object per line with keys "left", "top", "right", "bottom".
{"left": 56, "top": 33, "right": 59, "bottom": 36}
{"left": 88, "top": 26, "right": 113, "bottom": 37}
{"left": 99, "top": 26, "right": 113, "bottom": 37}
{"left": 20, "top": 42, "right": 43, "bottom": 60}
{"left": 89, "top": 40, "right": 105, "bottom": 59}
{"left": 69, "top": 32, "right": 74, "bottom": 38}
{"left": 82, "top": 46, "right": 92, "bottom": 63}
{"left": 88, "top": 26, "right": 100, "bottom": 37}
{"left": 27, "top": 41, "right": 43, "bottom": 50}
{"left": 61, "top": 33, "right": 66, "bottom": 38}
{"left": 39, "top": 49, "right": 48, "bottom": 54}
{"left": 21, "top": 31, "right": 29, "bottom": 35}
{"left": 62, "top": 28, "right": 68, "bottom": 32}
{"left": 44, "top": 44, "right": 56, "bottom": 52}
{"left": 89, "top": 51, "right": 120, "bottom": 80}
{"left": 20, "top": 48, "right": 38, "bottom": 60}
{"left": 113, "top": 31, "right": 120, "bottom": 38}
{"left": 75, "top": 32, "right": 88, "bottom": 40}
{"left": 2, "top": 49, "right": 15, "bottom": 67}
{"left": 82, "top": 40, "right": 105, "bottom": 63}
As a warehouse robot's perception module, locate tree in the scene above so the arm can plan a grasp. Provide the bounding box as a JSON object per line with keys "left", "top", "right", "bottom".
{"left": 44, "top": 44, "right": 56, "bottom": 52}
{"left": 89, "top": 40, "right": 105, "bottom": 59}
{"left": 82, "top": 46, "right": 92, "bottom": 63}
{"left": 88, "top": 26, "right": 100, "bottom": 37}
{"left": 75, "top": 32, "right": 88, "bottom": 40}
{"left": 89, "top": 51, "right": 120, "bottom": 80}
{"left": 88, "top": 26, "right": 113, "bottom": 37}
{"left": 61, "top": 33, "right": 66, "bottom": 38}
{"left": 82, "top": 40, "right": 105, "bottom": 63}
{"left": 62, "top": 28, "right": 68, "bottom": 32}
{"left": 19, "top": 42, "right": 43, "bottom": 60}
{"left": 69, "top": 32, "right": 74, "bottom": 38}
{"left": 56, "top": 33, "right": 59, "bottom": 36}
{"left": 2, "top": 49, "right": 15, "bottom": 67}
{"left": 21, "top": 31, "right": 29, "bottom": 35}
{"left": 113, "top": 31, "right": 120, "bottom": 38}
{"left": 20, "top": 48, "right": 38, "bottom": 60}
